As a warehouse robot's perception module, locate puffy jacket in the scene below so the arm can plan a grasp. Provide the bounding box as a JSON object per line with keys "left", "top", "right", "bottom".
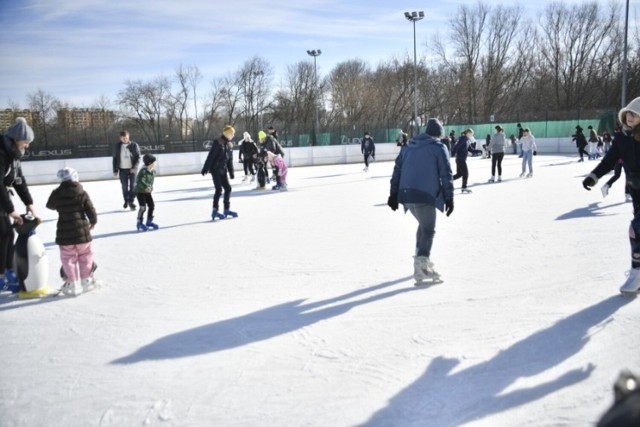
{"left": 390, "top": 133, "right": 454, "bottom": 212}
{"left": 202, "top": 135, "right": 235, "bottom": 178}
{"left": 452, "top": 135, "right": 470, "bottom": 161}
{"left": 134, "top": 166, "right": 156, "bottom": 193}
{"left": 46, "top": 181, "right": 97, "bottom": 246}
{"left": 591, "top": 130, "right": 640, "bottom": 184}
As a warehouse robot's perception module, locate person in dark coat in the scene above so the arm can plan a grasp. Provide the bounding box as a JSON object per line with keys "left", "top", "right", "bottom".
{"left": 452, "top": 128, "right": 474, "bottom": 193}
{"left": 46, "top": 167, "right": 98, "bottom": 296}
{"left": 0, "top": 117, "right": 36, "bottom": 292}
{"left": 572, "top": 125, "right": 589, "bottom": 162}
{"left": 361, "top": 132, "right": 375, "bottom": 172}
{"left": 388, "top": 118, "right": 454, "bottom": 285}
{"left": 239, "top": 132, "right": 258, "bottom": 182}
{"left": 112, "top": 130, "right": 141, "bottom": 210}
{"left": 202, "top": 126, "right": 237, "bottom": 220}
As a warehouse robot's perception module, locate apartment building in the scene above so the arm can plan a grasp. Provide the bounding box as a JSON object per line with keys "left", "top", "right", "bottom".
{"left": 0, "top": 109, "right": 39, "bottom": 131}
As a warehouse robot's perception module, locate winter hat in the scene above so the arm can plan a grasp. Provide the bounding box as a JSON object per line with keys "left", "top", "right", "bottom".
{"left": 425, "top": 118, "right": 444, "bottom": 137}
{"left": 6, "top": 117, "right": 34, "bottom": 143}
{"left": 222, "top": 125, "right": 235, "bottom": 139}
{"left": 258, "top": 130, "right": 267, "bottom": 141}
{"left": 56, "top": 167, "right": 79, "bottom": 183}
{"left": 243, "top": 131, "right": 252, "bottom": 142}
{"left": 619, "top": 97, "right": 640, "bottom": 128}
{"left": 143, "top": 153, "right": 156, "bottom": 166}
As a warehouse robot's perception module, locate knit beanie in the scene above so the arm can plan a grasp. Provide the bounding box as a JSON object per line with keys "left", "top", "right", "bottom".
{"left": 258, "top": 130, "right": 267, "bottom": 141}
{"left": 222, "top": 125, "right": 235, "bottom": 139}
{"left": 243, "top": 131, "right": 251, "bottom": 142}
{"left": 425, "top": 118, "right": 444, "bottom": 137}
{"left": 6, "top": 117, "right": 34, "bottom": 143}
{"left": 56, "top": 167, "right": 79, "bottom": 183}
{"left": 619, "top": 97, "right": 640, "bottom": 128}
{"left": 143, "top": 153, "right": 156, "bottom": 166}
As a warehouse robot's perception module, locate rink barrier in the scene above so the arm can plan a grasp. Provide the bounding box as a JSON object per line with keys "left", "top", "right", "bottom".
{"left": 21, "top": 137, "right": 577, "bottom": 185}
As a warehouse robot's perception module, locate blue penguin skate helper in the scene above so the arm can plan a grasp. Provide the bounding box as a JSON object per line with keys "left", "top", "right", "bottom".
{"left": 13, "top": 214, "right": 50, "bottom": 298}
{"left": 201, "top": 125, "right": 238, "bottom": 220}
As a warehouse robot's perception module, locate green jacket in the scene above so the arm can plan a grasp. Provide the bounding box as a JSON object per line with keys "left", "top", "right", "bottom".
{"left": 134, "top": 166, "right": 156, "bottom": 193}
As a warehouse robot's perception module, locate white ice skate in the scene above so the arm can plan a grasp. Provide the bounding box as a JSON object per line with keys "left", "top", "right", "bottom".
{"left": 413, "top": 256, "right": 443, "bottom": 287}
{"left": 620, "top": 268, "right": 640, "bottom": 295}
{"left": 488, "top": 176, "right": 495, "bottom": 183}
{"left": 601, "top": 184, "right": 610, "bottom": 198}
{"left": 61, "top": 280, "right": 82, "bottom": 297}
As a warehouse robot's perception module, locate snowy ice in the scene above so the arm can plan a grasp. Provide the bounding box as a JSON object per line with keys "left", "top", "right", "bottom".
{"left": 1, "top": 154, "right": 639, "bottom": 426}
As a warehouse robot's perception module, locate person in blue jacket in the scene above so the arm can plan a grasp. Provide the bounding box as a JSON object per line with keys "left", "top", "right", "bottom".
{"left": 388, "top": 118, "right": 454, "bottom": 286}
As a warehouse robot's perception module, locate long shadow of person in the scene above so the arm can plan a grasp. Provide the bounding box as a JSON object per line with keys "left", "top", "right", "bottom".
{"left": 111, "top": 276, "right": 415, "bottom": 364}
{"left": 361, "top": 295, "right": 633, "bottom": 427}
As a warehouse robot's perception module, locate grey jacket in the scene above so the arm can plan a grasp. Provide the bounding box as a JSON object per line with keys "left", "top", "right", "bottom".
{"left": 489, "top": 132, "right": 507, "bottom": 154}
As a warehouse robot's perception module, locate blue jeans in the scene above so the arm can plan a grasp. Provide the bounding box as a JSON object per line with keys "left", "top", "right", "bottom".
{"left": 118, "top": 169, "right": 136, "bottom": 204}
{"left": 405, "top": 203, "right": 437, "bottom": 258}
{"left": 522, "top": 151, "right": 533, "bottom": 174}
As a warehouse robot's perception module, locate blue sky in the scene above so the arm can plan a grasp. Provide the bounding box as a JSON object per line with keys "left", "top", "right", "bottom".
{"left": 0, "top": 0, "right": 632, "bottom": 108}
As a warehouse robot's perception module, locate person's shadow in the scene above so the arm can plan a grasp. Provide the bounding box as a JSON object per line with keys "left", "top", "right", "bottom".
{"left": 111, "top": 276, "right": 415, "bottom": 364}
{"left": 361, "top": 295, "right": 632, "bottom": 427}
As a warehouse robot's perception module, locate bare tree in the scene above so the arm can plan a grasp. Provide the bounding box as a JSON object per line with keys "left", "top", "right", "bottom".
{"left": 117, "top": 76, "right": 171, "bottom": 143}
{"left": 26, "top": 88, "right": 60, "bottom": 148}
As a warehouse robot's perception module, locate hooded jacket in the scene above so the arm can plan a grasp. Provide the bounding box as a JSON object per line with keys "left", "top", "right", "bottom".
{"left": 390, "top": 133, "right": 454, "bottom": 212}
{"left": 0, "top": 135, "right": 33, "bottom": 214}
{"left": 201, "top": 135, "right": 235, "bottom": 178}
{"left": 46, "top": 181, "right": 97, "bottom": 246}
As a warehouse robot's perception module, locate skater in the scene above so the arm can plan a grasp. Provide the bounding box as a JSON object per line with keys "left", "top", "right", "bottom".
{"left": 397, "top": 130, "right": 408, "bottom": 147}
{"left": 487, "top": 126, "right": 506, "bottom": 182}
{"left": 388, "top": 118, "right": 454, "bottom": 286}
{"left": 510, "top": 133, "right": 518, "bottom": 155}
{"left": 239, "top": 132, "right": 258, "bottom": 182}
{"left": 602, "top": 131, "right": 613, "bottom": 153}
{"left": 588, "top": 126, "right": 601, "bottom": 160}
{"left": 201, "top": 125, "right": 237, "bottom": 220}
{"left": 518, "top": 128, "right": 537, "bottom": 177}
{"left": 482, "top": 134, "right": 491, "bottom": 159}
{"left": 361, "top": 132, "right": 375, "bottom": 172}
{"left": 134, "top": 154, "right": 159, "bottom": 231}
{"left": 0, "top": 118, "right": 37, "bottom": 292}
{"left": 46, "top": 167, "right": 98, "bottom": 297}
{"left": 582, "top": 96, "right": 640, "bottom": 293}
{"left": 112, "top": 130, "right": 140, "bottom": 210}
{"left": 452, "top": 128, "right": 473, "bottom": 193}
{"left": 517, "top": 123, "right": 524, "bottom": 157}
{"left": 572, "top": 125, "right": 589, "bottom": 162}
{"left": 267, "top": 151, "right": 288, "bottom": 191}
{"left": 264, "top": 126, "right": 285, "bottom": 183}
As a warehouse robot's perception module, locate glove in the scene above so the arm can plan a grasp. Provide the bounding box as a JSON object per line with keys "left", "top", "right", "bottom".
{"left": 387, "top": 194, "right": 398, "bottom": 211}
{"left": 445, "top": 200, "right": 454, "bottom": 217}
{"left": 582, "top": 176, "right": 596, "bottom": 190}
{"left": 533, "top": 150, "right": 537, "bottom": 155}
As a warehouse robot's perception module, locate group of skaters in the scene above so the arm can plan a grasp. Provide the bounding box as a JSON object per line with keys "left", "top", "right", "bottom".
{"left": 236, "top": 126, "right": 287, "bottom": 191}
{"left": 572, "top": 124, "right": 614, "bottom": 162}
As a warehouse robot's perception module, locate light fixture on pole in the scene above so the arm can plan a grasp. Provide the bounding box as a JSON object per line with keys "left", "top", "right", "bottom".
{"left": 404, "top": 11, "right": 424, "bottom": 136}
{"left": 307, "top": 49, "right": 322, "bottom": 140}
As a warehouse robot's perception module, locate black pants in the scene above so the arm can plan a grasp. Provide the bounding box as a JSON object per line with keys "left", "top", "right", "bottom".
{"left": 0, "top": 214, "right": 14, "bottom": 273}
{"left": 578, "top": 146, "right": 589, "bottom": 160}
{"left": 491, "top": 152, "right": 505, "bottom": 176}
{"left": 136, "top": 193, "right": 155, "bottom": 221}
{"left": 453, "top": 159, "right": 469, "bottom": 189}
{"left": 212, "top": 172, "right": 231, "bottom": 210}
{"left": 243, "top": 159, "right": 255, "bottom": 175}
{"left": 363, "top": 152, "right": 373, "bottom": 167}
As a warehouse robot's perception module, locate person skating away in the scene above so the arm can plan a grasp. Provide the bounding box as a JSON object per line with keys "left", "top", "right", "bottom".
{"left": 488, "top": 126, "right": 507, "bottom": 182}
{"left": 239, "top": 132, "right": 258, "bottom": 183}
{"left": 267, "top": 151, "right": 288, "bottom": 191}
{"left": 201, "top": 126, "right": 237, "bottom": 220}
{"left": 572, "top": 125, "right": 589, "bottom": 162}
{"left": 112, "top": 130, "right": 140, "bottom": 210}
{"left": 588, "top": 125, "right": 601, "bottom": 160}
{"left": 452, "top": 128, "right": 473, "bottom": 193}
{"left": 134, "top": 154, "right": 159, "bottom": 231}
{"left": 0, "top": 118, "right": 37, "bottom": 292}
{"left": 361, "top": 132, "right": 375, "bottom": 172}
{"left": 517, "top": 128, "right": 537, "bottom": 177}
{"left": 388, "top": 118, "right": 454, "bottom": 286}
{"left": 46, "top": 167, "right": 98, "bottom": 297}
{"left": 582, "top": 96, "right": 640, "bottom": 294}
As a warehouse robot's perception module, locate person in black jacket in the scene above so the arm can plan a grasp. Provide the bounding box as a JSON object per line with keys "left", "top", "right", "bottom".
{"left": 112, "top": 130, "right": 141, "bottom": 210}
{"left": 572, "top": 125, "right": 589, "bottom": 162}
{"left": 46, "top": 167, "right": 98, "bottom": 296}
{"left": 452, "top": 128, "right": 474, "bottom": 193}
{"left": 0, "top": 117, "right": 36, "bottom": 292}
{"left": 361, "top": 132, "right": 375, "bottom": 172}
{"left": 239, "top": 132, "right": 258, "bottom": 182}
{"left": 202, "top": 126, "right": 237, "bottom": 220}
{"left": 583, "top": 97, "right": 640, "bottom": 293}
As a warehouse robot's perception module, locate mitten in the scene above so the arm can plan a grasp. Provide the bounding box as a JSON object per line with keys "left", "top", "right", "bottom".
{"left": 445, "top": 199, "right": 454, "bottom": 217}
{"left": 387, "top": 194, "right": 398, "bottom": 211}
{"left": 582, "top": 173, "right": 597, "bottom": 190}
{"left": 533, "top": 150, "right": 537, "bottom": 155}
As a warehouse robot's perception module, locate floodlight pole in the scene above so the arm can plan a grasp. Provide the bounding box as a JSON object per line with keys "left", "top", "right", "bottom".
{"left": 405, "top": 11, "right": 424, "bottom": 136}
{"left": 307, "top": 49, "right": 322, "bottom": 142}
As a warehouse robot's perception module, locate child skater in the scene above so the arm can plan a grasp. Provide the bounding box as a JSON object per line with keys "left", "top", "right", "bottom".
{"left": 267, "top": 150, "right": 288, "bottom": 191}
{"left": 46, "top": 167, "right": 98, "bottom": 296}
{"left": 135, "top": 154, "right": 159, "bottom": 231}
{"left": 583, "top": 96, "right": 640, "bottom": 294}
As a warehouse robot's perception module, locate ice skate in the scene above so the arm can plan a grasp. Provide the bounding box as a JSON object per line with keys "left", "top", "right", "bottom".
{"left": 519, "top": 172, "right": 525, "bottom": 178}
{"left": 145, "top": 218, "right": 159, "bottom": 230}
{"left": 61, "top": 280, "right": 82, "bottom": 297}
{"left": 211, "top": 209, "right": 225, "bottom": 221}
{"left": 601, "top": 184, "right": 610, "bottom": 198}
{"left": 242, "top": 175, "right": 249, "bottom": 182}
{"left": 279, "top": 183, "right": 288, "bottom": 191}
{"left": 223, "top": 209, "right": 238, "bottom": 219}
{"left": 250, "top": 174, "right": 256, "bottom": 182}
{"left": 129, "top": 202, "right": 137, "bottom": 211}
{"left": 620, "top": 268, "right": 640, "bottom": 295}
{"left": 488, "top": 176, "right": 495, "bottom": 183}
{"left": 497, "top": 176, "right": 502, "bottom": 182}
{"left": 413, "top": 256, "right": 443, "bottom": 287}
{"left": 136, "top": 220, "right": 148, "bottom": 232}
{"left": 272, "top": 184, "right": 282, "bottom": 191}
{"left": 81, "top": 277, "right": 98, "bottom": 293}
{"left": 526, "top": 173, "right": 533, "bottom": 178}
{"left": 461, "top": 188, "right": 472, "bottom": 194}
{"left": 363, "top": 166, "right": 368, "bottom": 172}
